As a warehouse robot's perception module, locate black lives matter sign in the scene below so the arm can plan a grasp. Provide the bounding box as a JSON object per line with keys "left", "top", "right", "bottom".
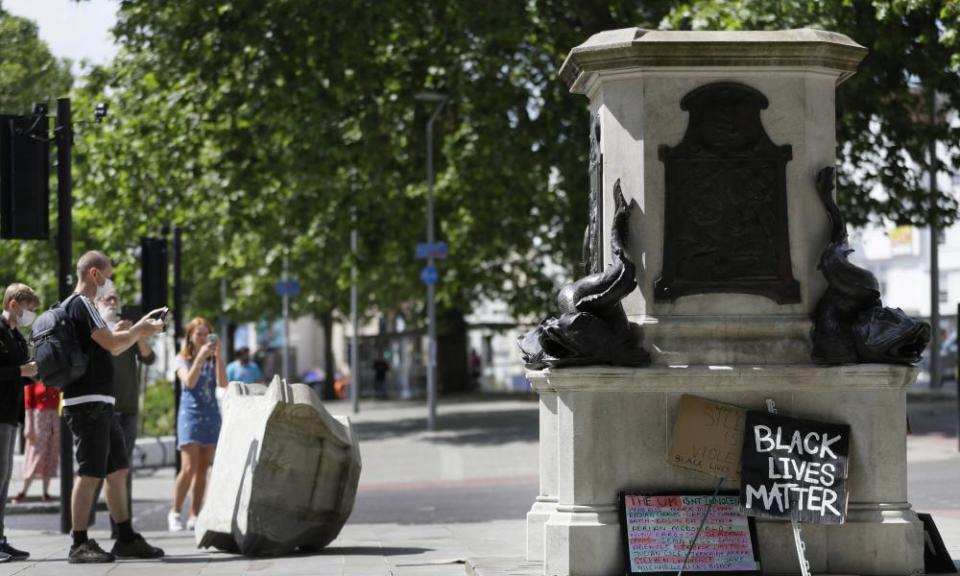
{"left": 740, "top": 412, "right": 850, "bottom": 524}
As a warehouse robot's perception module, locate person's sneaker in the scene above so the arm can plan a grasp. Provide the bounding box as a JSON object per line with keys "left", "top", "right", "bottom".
{"left": 167, "top": 510, "right": 183, "bottom": 532}
{"left": 0, "top": 550, "right": 10, "bottom": 563}
{"left": 111, "top": 534, "right": 164, "bottom": 559}
{"left": 185, "top": 516, "right": 196, "bottom": 531}
{"left": 0, "top": 538, "right": 29, "bottom": 560}
{"left": 68, "top": 540, "right": 115, "bottom": 564}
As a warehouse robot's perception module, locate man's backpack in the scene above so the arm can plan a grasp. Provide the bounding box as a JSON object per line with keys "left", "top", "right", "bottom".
{"left": 31, "top": 294, "right": 87, "bottom": 389}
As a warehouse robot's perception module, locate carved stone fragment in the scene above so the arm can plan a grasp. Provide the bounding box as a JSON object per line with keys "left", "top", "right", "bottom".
{"left": 195, "top": 377, "right": 361, "bottom": 556}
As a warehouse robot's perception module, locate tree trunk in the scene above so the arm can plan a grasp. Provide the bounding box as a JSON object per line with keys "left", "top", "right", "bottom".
{"left": 437, "top": 307, "right": 470, "bottom": 395}
{"left": 321, "top": 309, "right": 336, "bottom": 399}
{"left": 226, "top": 321, "right": 238, "bottom": 360}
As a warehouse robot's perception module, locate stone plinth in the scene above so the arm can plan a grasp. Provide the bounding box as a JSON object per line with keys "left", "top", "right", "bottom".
{"left": 518, "top": 27, "right": 923, "bottom": 576}
{"left": 525, "top": 365, "right": 924, "bottom": 575}
{"left": 559, "top": 28, "right": 867, "bottom": 366}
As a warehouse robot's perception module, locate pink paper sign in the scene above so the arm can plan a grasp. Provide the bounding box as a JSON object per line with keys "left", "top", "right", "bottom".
{"left": 622, "top": 494, "right": 759, "bottom": 574}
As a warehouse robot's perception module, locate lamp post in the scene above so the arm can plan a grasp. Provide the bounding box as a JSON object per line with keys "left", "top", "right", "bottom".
{"left": 415, "top": 90, "right": 447, "bottom": 431}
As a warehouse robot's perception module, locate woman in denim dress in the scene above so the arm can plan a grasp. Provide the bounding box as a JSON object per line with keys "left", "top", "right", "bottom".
{"left": 168, "top": 317, "right": 226, "bottom": 531}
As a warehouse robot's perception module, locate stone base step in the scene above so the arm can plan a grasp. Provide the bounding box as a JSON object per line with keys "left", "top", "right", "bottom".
{"left": 466, "top": 556, "right": 542, "bottom": 576}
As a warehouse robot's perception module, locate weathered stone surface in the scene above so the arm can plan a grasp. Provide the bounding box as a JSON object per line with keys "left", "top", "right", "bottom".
{"left": 526, "top": 365, "right": 924, "bottom": 576}
{"left": 196, "top": 376, "right": 361, "bottom": 556}
{"left": 561, "top": 29, "right": 868, "bottom": 365}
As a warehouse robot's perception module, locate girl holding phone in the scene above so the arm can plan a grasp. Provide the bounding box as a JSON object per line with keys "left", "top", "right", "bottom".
{"left": 169, "top": 317, "right": 226, "bottom": 532}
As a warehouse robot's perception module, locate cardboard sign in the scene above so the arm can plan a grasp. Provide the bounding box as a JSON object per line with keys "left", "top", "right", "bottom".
{"left": 619, "top": 493, "right": 760, "bottom": 575}
{"left": 740, "top": 411, "right": 850, "bottom": 524}
{"left": 669, "top": 395, "right": 746, "bottom": 481}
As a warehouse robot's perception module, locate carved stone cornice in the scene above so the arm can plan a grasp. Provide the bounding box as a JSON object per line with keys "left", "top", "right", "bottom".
{"left": 560, "top": 28, "right": 868, "bottom": 93}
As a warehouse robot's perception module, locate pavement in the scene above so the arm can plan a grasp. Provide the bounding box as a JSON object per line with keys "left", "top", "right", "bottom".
{"left": 1, "top": 396, "right": 539, "bottom": 575}
{"left": 0, "top": 391, "right": 956, "bottom": 575}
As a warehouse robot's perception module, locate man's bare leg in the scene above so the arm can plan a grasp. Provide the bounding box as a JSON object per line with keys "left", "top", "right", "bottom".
{"left": 104, "top": 469, "right": 129, "bottom": 524}
{"left": 71, "top": 476, "right": 100, "bottom": 532}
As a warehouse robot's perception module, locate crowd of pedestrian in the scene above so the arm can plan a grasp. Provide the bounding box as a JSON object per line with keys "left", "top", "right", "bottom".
{"left": 0, "top": 249, "right": 278, "bottom": 564}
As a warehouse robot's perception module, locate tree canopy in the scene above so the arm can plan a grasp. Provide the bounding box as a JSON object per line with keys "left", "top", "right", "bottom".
{"left": 3, "top": 0, "right": 958, "bottom": 336}
{"left": 69, "top": 0, "right": 675, "bottom": 328}
{"left": 666, "top": 0, "right": 960, "bottom": 228}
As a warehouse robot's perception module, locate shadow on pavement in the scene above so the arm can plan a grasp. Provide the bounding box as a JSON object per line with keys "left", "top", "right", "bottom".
{"left": 321, "top": 546, "right": 431, "bottom": 556}
{"left": 161, "top": 554, "right": 254, "bottom": 564}
{"left": 158, "top": 546, "right": 432, "bottom": 562}
{"left": 354, "top": 409, "right": 537, "bottom": 445}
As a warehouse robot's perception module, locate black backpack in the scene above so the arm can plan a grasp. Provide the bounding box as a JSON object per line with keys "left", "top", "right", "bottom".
{"left": 31, "top": 294, "right": 87, "bottom": 389}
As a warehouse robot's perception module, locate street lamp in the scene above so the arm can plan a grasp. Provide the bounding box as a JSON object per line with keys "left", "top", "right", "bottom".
{"left": 415, "top": 90, "right": 447, "bottom": 431}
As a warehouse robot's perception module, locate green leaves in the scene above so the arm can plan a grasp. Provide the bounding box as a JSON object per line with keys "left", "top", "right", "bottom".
{"left": 0, "top": 11, "right": 71, "bottom": 307}
{"left": 665, "top": 0, "right": 960, "bottom": 229}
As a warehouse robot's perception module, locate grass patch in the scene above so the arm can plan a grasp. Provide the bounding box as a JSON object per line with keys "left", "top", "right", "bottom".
{"left": 142, "top": 378, "right": 175, "bottom": 437}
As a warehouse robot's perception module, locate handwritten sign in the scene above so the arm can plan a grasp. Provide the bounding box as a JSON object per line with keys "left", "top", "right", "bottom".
{"left": 620, "top": 494, "right": 759, "bottom": 575}
{"left": 669, "top": 395, "right": 746, "bottom": 481}
{"left": 740, "top": 412, "right": 850, "bottom": 524}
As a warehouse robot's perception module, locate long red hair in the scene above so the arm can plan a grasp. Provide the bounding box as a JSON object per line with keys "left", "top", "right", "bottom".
{"left": 179, "top": 317, "right": 213, "bottom": 360}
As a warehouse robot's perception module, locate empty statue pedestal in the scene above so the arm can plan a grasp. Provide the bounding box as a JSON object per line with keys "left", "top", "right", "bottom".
{"left": 525, "top": 365, "right": 924, "bottom": 576}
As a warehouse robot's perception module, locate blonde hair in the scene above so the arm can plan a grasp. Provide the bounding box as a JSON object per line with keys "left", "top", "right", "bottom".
{"left": 3, "top": 283, "right": 39, "bottom": 309}
{"left": 179, "top": 317, "right": 213, "bottom": 360}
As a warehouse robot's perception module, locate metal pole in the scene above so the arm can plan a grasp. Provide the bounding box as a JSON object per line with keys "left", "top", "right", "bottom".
{"left": 350, "top": 210, "right": 359, "bottom": 414}
{"left": 425, "top": 102, "right": 444, "bottom": 431}
{"left": 55, "top": 98, "right": 74, "bottom": 534}
{"left": 220, "top": 277, "right": 228, "bottom": 357}
{"left": 172, "top": 226, "right": 183, "bottom": 474}
{"left": 929, "top": 90, "right": 942, "bottom": 388}
{"left": 282, "top": 253, "right": 290, "bottom": 382}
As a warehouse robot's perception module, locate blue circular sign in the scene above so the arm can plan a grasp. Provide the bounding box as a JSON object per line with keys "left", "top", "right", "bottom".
{"left": 420, "top": 265, "right": 439, "bottom": 286}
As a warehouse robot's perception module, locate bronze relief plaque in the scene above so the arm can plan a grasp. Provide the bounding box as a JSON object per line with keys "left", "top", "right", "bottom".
{"left": 655, "top": 82, "right": 800, "bottom": 304}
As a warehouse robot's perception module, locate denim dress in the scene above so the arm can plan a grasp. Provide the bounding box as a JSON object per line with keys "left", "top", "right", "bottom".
{"left": 176, "top": 356, "right": 221, "bottom": 448}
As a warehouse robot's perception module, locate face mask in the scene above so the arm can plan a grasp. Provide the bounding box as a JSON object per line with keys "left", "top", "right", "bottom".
{"left": 18, "top": 309, "right": 36, "bottom": 326}
{"left": 95, "top": 274, "right": 114, "bottom": 300}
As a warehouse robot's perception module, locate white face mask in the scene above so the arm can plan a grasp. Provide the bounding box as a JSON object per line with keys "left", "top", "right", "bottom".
{"left": 95, "top": 274, "right": 114, "bottom": 300}
{"left": 18, "top": 309, "right": 36, "bottom": 326}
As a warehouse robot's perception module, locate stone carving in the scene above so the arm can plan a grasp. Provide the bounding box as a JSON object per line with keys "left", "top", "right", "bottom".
{"left": 519, "top": 180, "right": 650, "bottom": 369}
{"left": 196, "top": 377, "right": 361, "bottom": 556}
{"left": 811, "top": 167, "right": 930, "bottom": 365}
{"left": 583, "top": 112, "right": 603, "bottom": 275}
{"left": 656, "top": 82, "right": 800, "bottom": 304}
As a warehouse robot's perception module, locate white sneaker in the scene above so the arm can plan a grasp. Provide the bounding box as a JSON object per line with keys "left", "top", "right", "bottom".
{"left": 185, "top": 516, "right": 196, "bottom": 531}
{"left": 167, "top": 510, "right": 183, "bottom": 532}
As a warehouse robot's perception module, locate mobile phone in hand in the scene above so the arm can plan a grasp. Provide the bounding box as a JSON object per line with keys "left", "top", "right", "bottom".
{"left": 148, "top": 307, "right": 169, "bottom": 321}
{"left": 207, "top": 334, "right": 219, "bottom": 362}
{"left": 120, "top": 305, "right": 142, "bottom": 323}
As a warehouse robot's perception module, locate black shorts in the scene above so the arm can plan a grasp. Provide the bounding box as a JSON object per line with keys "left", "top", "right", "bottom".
{"left": 63, "top": 402, "right": 129, "bottom": 478}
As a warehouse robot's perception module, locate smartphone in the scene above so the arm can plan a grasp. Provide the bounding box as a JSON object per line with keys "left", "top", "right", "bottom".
{"left": 148, "top": 307, "right": 169, "bottom": 321}
{"left": 120, "top": 305, "right": 143, "bottom": 322}
{"left": 207, "top": 334, "right": 219, "bottom": 362}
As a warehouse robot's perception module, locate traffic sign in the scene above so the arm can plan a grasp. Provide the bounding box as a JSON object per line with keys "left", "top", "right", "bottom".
{"left": 420, "top": 265, "right": 439, "bottom": 286}
{"left": 415, "top": 242, "right": 448, "bottom": 260}
{"left": 275, "top": 279, "right": 301, "bottom": 297}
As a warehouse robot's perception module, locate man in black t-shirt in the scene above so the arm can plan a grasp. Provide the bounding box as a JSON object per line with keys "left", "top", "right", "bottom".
{"left": 62, "top": 251, "right": 166, "bottom": 564}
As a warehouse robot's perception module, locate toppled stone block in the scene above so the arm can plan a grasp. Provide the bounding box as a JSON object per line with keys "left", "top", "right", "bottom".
{"left": 196, "top": 376, "right": 361, "bottom": 556}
